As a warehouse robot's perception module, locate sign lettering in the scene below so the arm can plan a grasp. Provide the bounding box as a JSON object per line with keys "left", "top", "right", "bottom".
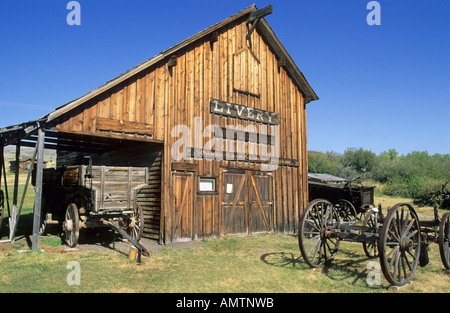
{"left": 210, "top": 99, "right": 280, "bottom": 125}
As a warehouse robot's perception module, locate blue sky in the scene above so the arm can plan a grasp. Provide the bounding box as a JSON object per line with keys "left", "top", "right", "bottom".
{"left": 0, "top": 0, "right": 449, "bottom": 155}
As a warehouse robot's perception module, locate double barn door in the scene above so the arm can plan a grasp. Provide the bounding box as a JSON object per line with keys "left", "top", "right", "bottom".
{"left": 170, "top": 169, "right": 273, "bottom": 242}
{"left": 221, "top": 169, "right": 273, "bottom": 236}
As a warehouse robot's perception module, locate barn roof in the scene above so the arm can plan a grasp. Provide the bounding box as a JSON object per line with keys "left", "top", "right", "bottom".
{"left": 0, "top": 4, "right": 318, "bottom": 147}
{"left": 46, "top": 4, "right": 318, "bottom": 123}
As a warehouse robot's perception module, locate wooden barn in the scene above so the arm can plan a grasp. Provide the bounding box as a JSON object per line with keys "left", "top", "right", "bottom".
{"left": 0, "top": 5, "right": 318, "bottom": 249}
{"left": 9, "top": 158, "right": 48, "bottom": 174}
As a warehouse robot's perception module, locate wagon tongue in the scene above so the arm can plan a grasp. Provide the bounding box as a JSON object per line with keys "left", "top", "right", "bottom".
{"left": 102, "top": 219, "right": 150, "bottom": 262}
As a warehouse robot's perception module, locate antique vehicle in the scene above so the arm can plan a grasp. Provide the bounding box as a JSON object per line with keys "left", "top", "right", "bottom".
{"left": 35, "top": 159, "right": 149, "bottom": 250}
{"left": 298, "top": 198, "right": 450, "bottom": 287}
{"left": 308, "top": 173, "right": 376, "bottom": 222}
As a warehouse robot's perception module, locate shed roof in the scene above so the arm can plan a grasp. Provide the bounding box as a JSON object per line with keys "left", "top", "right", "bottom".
{"left": 308, "top": 173, "right": 348, "bottom": 184}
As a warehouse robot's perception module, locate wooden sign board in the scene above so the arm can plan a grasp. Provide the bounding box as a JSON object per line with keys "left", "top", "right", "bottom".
{"left": 210, "top": 99, "right": 280, "bottom": 125}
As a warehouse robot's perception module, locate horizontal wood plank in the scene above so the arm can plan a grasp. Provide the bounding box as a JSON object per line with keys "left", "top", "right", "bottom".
{"left": 96, "top": 117, "right": 153, "bottom": 135}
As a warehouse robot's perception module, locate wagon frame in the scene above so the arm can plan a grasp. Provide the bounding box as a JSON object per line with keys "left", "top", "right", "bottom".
{"left": 308, "top": 173, "right": 376, "bottom": 222}
{"left": 37, "top": 160, "right": 149, "bottom": 249}
{"left": 298, "top": 198, "right": 450, "bottom": 287}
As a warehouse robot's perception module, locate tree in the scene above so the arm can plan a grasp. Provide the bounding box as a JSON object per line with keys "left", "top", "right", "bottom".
{"left": 342, "top": 148, "right": 376, "bottom": 174}
{"left": 308, "top": 151, "right": 339, "bottom": 175}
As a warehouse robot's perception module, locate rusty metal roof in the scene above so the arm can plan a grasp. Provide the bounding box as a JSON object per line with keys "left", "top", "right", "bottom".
{"left": 308, "top": 173, "right": 348, "bottom": 184}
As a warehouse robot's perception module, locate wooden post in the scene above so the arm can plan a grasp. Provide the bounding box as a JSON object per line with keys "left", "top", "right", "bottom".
{"left": 11, "top": 138, "right": 38, "bottom": 241}
{"left": 32, "top": 127, "right": 45, "bottom": 252}
{"left": 1, "top": 151, "right": 10, "bottom": 219}
{"left": 9, "top": 143, "right": 20, "bottom": 240}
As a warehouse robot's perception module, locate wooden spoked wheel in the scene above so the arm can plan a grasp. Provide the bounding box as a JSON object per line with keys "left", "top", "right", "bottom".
{"left": 63, "top": 203, "right": 80, "bottom": 248}
{"left": 379, "top": 203, "right": 421, "bottom": 286}
{"left": 299, "top": 199, "right": 341, "bottom": 268}
{"left": 439, "top": 212, "right": 450, "bottom": 270}
{"left": 127, "top": 203, "right": 144, "bottom": 241}
{"left": 334, "top": 199, "right": 357, "bottom": 224}
{"left": 359, "top": 203, "right": 376, "bottom": 220}
{"left": 362, "top": 210, "right": 381, "bottom": 259}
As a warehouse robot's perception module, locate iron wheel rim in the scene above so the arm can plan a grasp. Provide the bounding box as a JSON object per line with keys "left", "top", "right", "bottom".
{"left": 299, "top": 199, "right": 340, "bottom": 268}
{"left": 362, "top": 210, "right": 381, "bottom": 259}
{"left": 64, "top": 203, "right": 79, "bottom": 248}
{"left": 379, "top": 203, "right": 421, "bottom": 286}
{"left": 439, "top": 212, "right": 450, "bottom": 270}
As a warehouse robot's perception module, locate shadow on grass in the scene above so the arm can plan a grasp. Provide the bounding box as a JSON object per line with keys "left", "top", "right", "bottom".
{"left": 321, "top": 249, "right": 371, "bottom": 286}
{"left": 260, "top": 252, "right": 306, "bottom": 269}
{"left": 260, "top": 241, "right": 374, "bottom": 287}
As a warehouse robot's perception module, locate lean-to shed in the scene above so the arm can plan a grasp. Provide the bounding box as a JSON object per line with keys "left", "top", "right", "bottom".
{"left": 0, "top": 5, "right": 318, "bottom": 246}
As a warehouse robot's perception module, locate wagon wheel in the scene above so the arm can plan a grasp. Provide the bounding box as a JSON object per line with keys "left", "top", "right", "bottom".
{"left": 127, "top": 203, "right": 144, "bottom": 241}
{"left": 362, "top": 209, "right": 381, "bottom": 258}
{"left": 359, "top": 203, "right": 376, "bottom": 220}
{"left": 334, "top": 199, "right": 357, "bottom": 224}
{"left": 438, "top": 212, "right": 450, "bottom": 270}
{"left": 379, "top": 203, "right": 421, "bottom": 286}
{"left": 298, "top": 199, "right": 340, "bottom": 268}
{"left": 63, "top": 203, "right": 80, "bottom": 248}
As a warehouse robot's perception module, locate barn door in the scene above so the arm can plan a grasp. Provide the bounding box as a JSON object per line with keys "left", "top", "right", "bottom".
{"left": 249, "top": 172, "right": 273, "bottom": 234}
{"left": 221, "top": 169, "right": 273, "bottom": 235}
{"left": 171, "top": 173, "right": 194, "bottom": 241}
{"left": 222, "top": 170, "right": 247, "bottom": 235}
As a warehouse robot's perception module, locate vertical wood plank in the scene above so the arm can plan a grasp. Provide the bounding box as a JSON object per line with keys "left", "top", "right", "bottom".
{"left": 136, "top": 74, "right": 145, "bottom": 123}
{"left": 32, "top": 128, "right": 45, "bottom": 252}
{"left": 146, "top": 71, "right": 156, "bottom": 127}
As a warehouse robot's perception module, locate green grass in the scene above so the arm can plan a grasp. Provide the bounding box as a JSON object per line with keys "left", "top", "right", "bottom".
{"left": 0, "top": 177, "right": 449, "bottom": 293}
{"left": 1, "top": 172, "right": 36, "bottom": 240}
{"left": 0, "top": 231, "right": 449, "bottom": 293}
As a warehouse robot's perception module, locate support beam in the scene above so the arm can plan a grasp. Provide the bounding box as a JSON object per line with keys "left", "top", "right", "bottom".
{"left": 11, "top": 138, "right": 38, "bottom": 241}
{"left": 1, "top": 152, "right": 10, "bottom": 218}
{"left": 32, "top": 127, "right": 45, "bottom": 252}
{"left": 9, "top": 143, "right": 20, "bottom": 240}
{"left": 246, "top": 4, "right": 273, "bottom": 47}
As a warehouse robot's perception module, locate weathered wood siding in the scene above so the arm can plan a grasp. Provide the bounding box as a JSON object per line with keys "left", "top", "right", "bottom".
{"left": 160, "top": 18, "right": 309, "bottom": 241}
{"left": 137, "top": 151, "right": 162, "bottom": 240}
{"left": 50, "top": 15, "right": 309, "bottom": 242}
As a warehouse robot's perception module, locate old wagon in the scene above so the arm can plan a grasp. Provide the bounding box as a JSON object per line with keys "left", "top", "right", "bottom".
{"left": 308, "top": 173, "right": 376, "bottom": 222}
{"left": 35, "top": 159, "right": 147, "bottom": 248}
{"left": 298, "top": 198, "right": 450, "bottom": 287}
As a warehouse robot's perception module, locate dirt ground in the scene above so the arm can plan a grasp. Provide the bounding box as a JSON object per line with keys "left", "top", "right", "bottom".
{"left": 1, "top": 228, "right": 205, "bottom": 258}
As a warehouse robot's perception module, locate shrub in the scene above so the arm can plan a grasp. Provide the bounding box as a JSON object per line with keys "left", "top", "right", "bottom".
{"left": 308, "top": 149, "right": 450, "bottom": 200}
{"left": 414, "top": 181, "right": 450, "bottom": 209}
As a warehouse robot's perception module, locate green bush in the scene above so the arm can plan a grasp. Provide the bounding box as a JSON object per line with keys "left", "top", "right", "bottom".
{"left": 414, "top": 181, "right": 450, "bottom": 209}
{"left": 308, "top": 149, "right": 450, "bottom": 202}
